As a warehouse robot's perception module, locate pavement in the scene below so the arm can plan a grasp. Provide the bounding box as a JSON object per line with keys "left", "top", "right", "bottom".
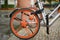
{"left": 8, "top": 17, "right": 60, "bottom": 40}
{"left": 0, "top": 8, "right": 60, "bottom": 40}
{"left": 0, "top": 10, "right": 12, "bottom": 40}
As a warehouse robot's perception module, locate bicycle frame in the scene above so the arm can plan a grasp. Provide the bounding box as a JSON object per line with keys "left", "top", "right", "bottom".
{"left": 35, "top": 0, "right": 60, "bottom": 34}
{"left": 32, "top": 0, "right": 60, "bottom": 26}
{"left": 48, "top": 4, "right": 60, "bottom": 26}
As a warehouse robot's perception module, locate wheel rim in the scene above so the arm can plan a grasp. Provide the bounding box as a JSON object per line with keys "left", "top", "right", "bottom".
{"left": 10, "top": 9, "right": 39, "bottom": 39}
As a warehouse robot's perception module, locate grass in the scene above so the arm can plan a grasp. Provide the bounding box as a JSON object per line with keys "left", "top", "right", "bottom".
{"left": 1, "top": 5, "right": 14, "bottom": 8}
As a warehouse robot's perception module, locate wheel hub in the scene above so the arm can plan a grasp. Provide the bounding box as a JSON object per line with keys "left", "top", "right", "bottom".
{"left": 21, "top": 20, "right": 27, "bottom": 28}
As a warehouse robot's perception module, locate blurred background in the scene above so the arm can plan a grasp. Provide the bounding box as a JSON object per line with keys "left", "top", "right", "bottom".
{"left": 0, "top": 0, "right": 60, "bottom": 9}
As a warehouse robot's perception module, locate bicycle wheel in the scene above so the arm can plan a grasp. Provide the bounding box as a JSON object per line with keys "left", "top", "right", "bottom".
{"left": 10, "top": 8, "right": 40, "bottom": 39}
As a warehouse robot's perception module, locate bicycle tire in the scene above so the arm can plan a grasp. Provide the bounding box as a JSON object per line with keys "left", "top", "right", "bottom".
{"left": 10, "top": 8, "right": 40, "bottom": 39}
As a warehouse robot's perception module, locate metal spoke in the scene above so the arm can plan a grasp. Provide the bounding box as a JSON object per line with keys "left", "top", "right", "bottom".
{"left": 25, "top": 26, "right": 33, "bottom": 34}
{"left": 28, "top": 27, "right": 33, "bottom": 33}
{"left": 16, "top": 25, "right": 23, "bottom": 32}
{"left": 14, "top": 17, "right": 22, "bottom": 21}
{"left": 28, "top": 22, "right": 36, "bottom": 24}
{"left": 27, "top": 25, "right": 34, "bottom": 34}
{"left": 24, "top": 13, "right": 29, "bottom": 16}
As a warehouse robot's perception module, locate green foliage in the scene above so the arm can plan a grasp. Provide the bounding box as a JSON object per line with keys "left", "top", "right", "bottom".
{"left": 1, "top": 0, "right": 14, "bottom": 8}
{"left": 47, "top": 0, "right": 52, "bottom": 4}
{"left": 1, "top": 5, "right": 14, "bottom": 8}
{"left": 42, "top": 0, "right": 45, "bottom": 2}
{"left": 4, "top": 0, "right": 8, "bottom": 8}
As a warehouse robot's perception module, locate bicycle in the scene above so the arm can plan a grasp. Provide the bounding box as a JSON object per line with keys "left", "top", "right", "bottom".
{"left": 10, "top": 0, "right": 60, "bottom": 39}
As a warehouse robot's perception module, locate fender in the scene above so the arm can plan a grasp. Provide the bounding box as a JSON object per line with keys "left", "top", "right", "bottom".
{"left": 10, "top": 8, "right": 38, "bottom": 18}
{"left": 10, "top": 9, "right": 19, "bottom": 18}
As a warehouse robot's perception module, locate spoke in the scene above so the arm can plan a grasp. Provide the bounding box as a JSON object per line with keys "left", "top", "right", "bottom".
{"left": 24, "top": 13, "right": 29, "bottom": 16}
{"left": 16, "top": 25, "right": 23, "bottom": 32}
{"left": 28, "top": 27, "right": 33, "bottom": 33}
{"left": 25, "top": 26, "right": 33, "bottom": 34}
{"left": 24, "top": 27, "right": 31, "bottom": 34}
{"left": 28, "top": 22, "right": 36, "bottom": 24}
{"left": 14, "top": 17, "right": 22, "bottom": 21}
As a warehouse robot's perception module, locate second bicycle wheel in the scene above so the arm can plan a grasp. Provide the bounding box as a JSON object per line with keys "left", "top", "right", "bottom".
{"left": 10, "top": 8, "right": 40, "bottom": 39}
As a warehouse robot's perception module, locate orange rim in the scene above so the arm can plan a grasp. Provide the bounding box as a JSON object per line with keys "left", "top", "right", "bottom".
{"left": 10, "top": 9, "right": 39, "bottom": 39}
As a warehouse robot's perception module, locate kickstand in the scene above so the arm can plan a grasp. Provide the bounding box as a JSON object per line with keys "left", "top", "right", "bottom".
{"left": 46, "top": 15, "right": 49, "bottom": 34}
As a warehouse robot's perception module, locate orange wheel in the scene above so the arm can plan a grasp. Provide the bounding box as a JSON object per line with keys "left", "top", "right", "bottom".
{"left": 10, "top": 8, "right": 40, "bottom": 39}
